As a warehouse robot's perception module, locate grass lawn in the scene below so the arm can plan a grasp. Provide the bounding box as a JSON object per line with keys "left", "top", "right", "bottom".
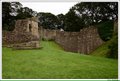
{"left": 91, "top": 36, "right": 117, "bottom": 57}
{"left": 2, "top": 41, "right": 118, "bottom": 79}
{"left": 90, "top": 40, "right": 110, "bottom": 57}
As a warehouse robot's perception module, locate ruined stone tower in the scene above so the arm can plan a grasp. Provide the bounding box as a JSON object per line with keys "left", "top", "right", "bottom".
{"left": 14, "top": 17, "right": 39, "bottom": 38}
{"left": 2, "top": 17, "right": 40, "bottom": 49}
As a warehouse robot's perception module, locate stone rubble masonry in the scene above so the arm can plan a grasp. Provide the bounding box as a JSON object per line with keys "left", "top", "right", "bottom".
{"left": 39, "top": 27, "right": 56, "bottom": 41}
{"left": 39, "top": 26, "right": 104, "bottom": 54}
{"left": 77, "top": 26, "right": 103, "bottom": 54}
{"left": 2, "top": 17, "right": 40, "bottom": 49}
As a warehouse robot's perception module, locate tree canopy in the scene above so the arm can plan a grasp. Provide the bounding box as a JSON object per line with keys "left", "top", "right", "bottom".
{"left": 37, "top": 12, "right": 60, "bottom": 29}
{"left": 2, "top": 2, "right": 37, "bottom": 31}
{"left": 2, "top": 2, "right": 118, "bottom": 32}
{"left": 64, "top": 2, "right": 118, "bottom": 32}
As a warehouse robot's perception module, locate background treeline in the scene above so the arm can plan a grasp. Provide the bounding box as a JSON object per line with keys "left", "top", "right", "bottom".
{"left": 2, "top": 2, "right": 37, "bottom": 31}
{"left": 2, "top": 2, "right": 118, "bottom": 58}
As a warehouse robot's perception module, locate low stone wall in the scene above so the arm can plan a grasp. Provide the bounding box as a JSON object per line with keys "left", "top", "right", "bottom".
{"left": 2, "top": 31, "right": 39, "bottom": 45}
{"left": 13, "top": 41, "right": 40, "bottom": 50}
{"left": 40, "top": 26, "right": 104, "bottom": 54}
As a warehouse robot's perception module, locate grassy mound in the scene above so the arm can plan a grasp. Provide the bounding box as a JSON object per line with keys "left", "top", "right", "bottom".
{"left": 90, "top": 36, "right": 117, "bottom": 58}
{"left": 90, "top": 40, "right": 110, "bottom": 57}
{"left": 2, "top": 41, "right": 118, "bottom": 79}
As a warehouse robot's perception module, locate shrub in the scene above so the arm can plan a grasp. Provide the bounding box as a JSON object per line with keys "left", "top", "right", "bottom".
{"left": 97, "top": 21, "right": 114, "bottom": 41}
{"left": 108, "top": 36, "right": 118, "bottom": 59}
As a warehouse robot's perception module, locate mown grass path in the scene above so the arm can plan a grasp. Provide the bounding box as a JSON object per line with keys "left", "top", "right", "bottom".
{"left": 2, "top": 41, "right": 118, "bottom": 79}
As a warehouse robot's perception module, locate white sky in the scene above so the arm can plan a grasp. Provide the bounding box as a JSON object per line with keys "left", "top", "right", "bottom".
{"left": 21, "top": 2, "right": 78, "bottom": 15}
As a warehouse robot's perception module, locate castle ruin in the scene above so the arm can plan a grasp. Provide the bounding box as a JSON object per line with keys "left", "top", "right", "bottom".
{"left": 2, "top": 17, "right": 40, "bottom": 49}
{"left": 39, "top": 26, "right": 104, "bottom": 54}
{"left": 3, "top": 17, "right": 117, "bottom": 54}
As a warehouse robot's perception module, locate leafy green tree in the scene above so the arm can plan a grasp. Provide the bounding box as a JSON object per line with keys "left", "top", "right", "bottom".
{"left": 2, "top": 2, "right": 37, "bottom": 31}
{"left": 65, "top": 9, "right": 85, "bottom": 31}
{"left": 37, "top": 12, "right": 60, "bottom": 29}
{"left": 16, "top": 7, "right": 37, "bottom": 19}
{"left": 57, "top": 14, "right": 65, "bottom": 29}
{"left": 2, "top": 2, "right": 22, "bottom": 31}
{"left": 65, "top": 2, "right": 118, "bottom": 32}
{"left": 97, "top": 21, "right": 114, "bottom": 41}
{"left": 108, "top": 35, "right": 118, "bottom": 59}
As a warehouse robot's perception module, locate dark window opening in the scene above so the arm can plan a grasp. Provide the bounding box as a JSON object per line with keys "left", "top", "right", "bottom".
{"left": 29, "top": 24, "right": 32, "bottom": 32}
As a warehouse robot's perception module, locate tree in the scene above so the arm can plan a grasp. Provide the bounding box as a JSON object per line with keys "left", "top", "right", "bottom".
{"left": 97, "top": 20, "right": 114, "bottom": 41}
{"left": 16, "top": 7, "right": 37, "bottom": 19}
{"left": 65, "top": 9, "right": 85, "bottom": 31}
{"left": 65, "top": 2, "right": 118, "bottom": 32}
{"left": 2, "top": 2, "right": 23, "bottom": 31}
{"left": 37, "top": 12, "right": 60, "bottom": 29}
{"left": 57, "top": 14, "right": 65, "bottom": 29}
{"left": 108, "top": 35, "right": 118, "bottom": 59}
{"left": 2, "top": 2, "right": 37, "bottom": 31}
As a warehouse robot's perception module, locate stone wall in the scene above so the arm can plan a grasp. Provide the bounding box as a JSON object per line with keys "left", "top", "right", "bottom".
{"left": 40, "top": 26, "right": 104, "bottom": 54}
{"left": 14, "top": 17, "right": 39, "bottom": 38}
{"left": 55, "top": 31, "right": 79, "bottom": 52}
{"left": 39, "top": 28, "right": 56, "bottom": 40}
{"left": 2, "top": 31, "right": 39, "bottom": 45}
{"left": 77, "top": 26, "right": 103, "bottom": 54}
{"left": 2, "top": 17, "right": 40, "bottom": 49}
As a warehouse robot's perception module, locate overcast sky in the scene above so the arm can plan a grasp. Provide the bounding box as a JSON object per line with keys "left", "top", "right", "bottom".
{"left": 21, "top": 2, "right": 78, "bottom": 15}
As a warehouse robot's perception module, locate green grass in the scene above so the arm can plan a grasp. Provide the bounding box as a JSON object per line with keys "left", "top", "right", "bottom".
{"left": 91, "top": 36, "right": 117, "bottom": 57}
{"left": 2, "top": 41, "right": 118, "bottom": 79}
{"left": 90, "top": 41, "right": 110, "bottom": 57}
